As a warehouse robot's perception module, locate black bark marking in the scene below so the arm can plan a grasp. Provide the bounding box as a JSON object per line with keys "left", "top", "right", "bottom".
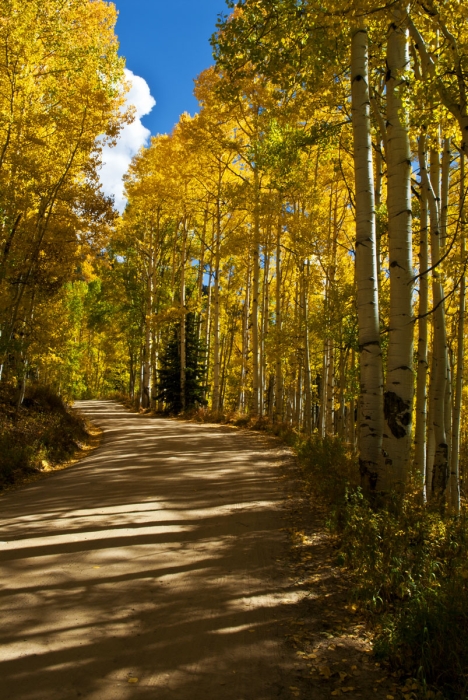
{"left": 384, "top": 391, "right": 411, "bottom": 439}
{"left": 359, "top": 459, "right": 379, "bottom": 492}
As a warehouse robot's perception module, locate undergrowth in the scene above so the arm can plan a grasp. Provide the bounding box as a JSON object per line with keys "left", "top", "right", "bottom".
{"left": 0, "top": 383, "right": 89, "bottom": 488}
{"left": 293, "top": 432, "right": 468, "bottom": 699}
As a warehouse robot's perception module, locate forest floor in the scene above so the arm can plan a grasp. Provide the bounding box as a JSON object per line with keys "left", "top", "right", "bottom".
{"left": 0, "top": 400, "right": 399, "bottom": 700}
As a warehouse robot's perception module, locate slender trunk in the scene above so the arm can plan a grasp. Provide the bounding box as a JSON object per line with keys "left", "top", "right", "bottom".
{"left": 197, "top": 209, "right": 208, "bottom": 343}
{"left": 204, "top": 233, "right": 214, "bottom": 402}
{"left": 251, "top": 168, "right": 261, "bottom": 416}
{"left": 326, "top": 341, "right": 335, "bottom": 435}
{"left": 320, "top": 339, "right": 329, "bottom": 438}
{"left": 275, "top": 212, "right": 283, "bottom": 421}
{"left": 141, "top": 238, "right": 153, "bottom": 409}
{"left": 337, "top": 344, "right": 347, "bottom": 439}
{"left": 260, "top": 245, "right": 270, "bottom": 417}
{"left": 375, "top": 144, "right": 383, "bottom": 294}
{"left": 441, "top": 137, "right": 451, "bottom": 252}
{"left": 180, "top": 219, "right": 187, "bottom": 412}
{"left": 303, "top": 262, "right": 312, "bottom": 433}
{"left": 414, "top": 152, "right": 429, "bottom": 498}
{"left": 211, "top": 203, "right": 222, "bottom": 413}
{"left": 239, "top": 258, "right": 251, "bottom": 413}
{"left": 450, "top": 151, "right": 465, "bottom": 513}
{"left": 383, "top": 16, "right": 414, "bottom": 492}
{"left": 351, "top": 26, "right": 385, "bottom": 492}
{"left": 420, "top": 137, "right": 449, "bottom": 501}
{"left": 349, "top": 349, "right": 357, "bottom": 450}
{"left": 295, "top": 365, "right": 303, "bottom": 428}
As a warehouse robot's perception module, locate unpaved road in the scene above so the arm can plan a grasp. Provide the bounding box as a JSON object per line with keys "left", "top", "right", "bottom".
{"left": 0, "top": 401, "right": 300, "bottom": 700}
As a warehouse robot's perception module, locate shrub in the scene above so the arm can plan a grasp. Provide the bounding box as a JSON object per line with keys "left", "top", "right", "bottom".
{"left": 0, "top": 383, "right": 88, "bottom": 487}
{"left": 294, "top": 433, "right": 468, "bottom": 698}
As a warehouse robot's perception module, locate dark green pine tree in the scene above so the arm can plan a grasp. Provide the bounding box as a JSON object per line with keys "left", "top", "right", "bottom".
{"left": 157, "top": 313, "right": 207, "bottom": 413}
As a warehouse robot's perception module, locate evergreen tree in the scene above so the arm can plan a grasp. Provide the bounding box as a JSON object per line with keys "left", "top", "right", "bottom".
{"left": 157, "top": 313, "right": 207, "bottom": 413}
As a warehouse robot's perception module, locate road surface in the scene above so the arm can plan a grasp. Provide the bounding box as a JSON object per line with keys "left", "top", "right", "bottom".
{"left": 0, "top": 401, "right": 298, "bottom": 700}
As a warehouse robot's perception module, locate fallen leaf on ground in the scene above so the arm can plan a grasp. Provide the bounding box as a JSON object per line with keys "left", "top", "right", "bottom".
{"left": 319, "top": 665, "right": 333, "bottom": 679}
{"left": 127, "top": 677, "right": 139, "bottom": 683}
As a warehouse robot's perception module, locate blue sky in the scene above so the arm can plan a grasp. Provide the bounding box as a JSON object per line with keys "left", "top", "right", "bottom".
{"left": 100, "top": 1, "right": 229, "bottom": 211}
{"left": 114, "top": 0, "right": 229, "bottom": 136}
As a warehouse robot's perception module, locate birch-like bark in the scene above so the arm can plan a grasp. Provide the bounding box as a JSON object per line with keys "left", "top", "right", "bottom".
{"left": 197, "top": 209, "right": 208, "bottom": 343}
{"left": 275, "top": 212, "right": 283, "bottom": 421}
{"left": 239, "top": 258, "right": 251, "bottom": 413}
{"left": 337, "top": 344, "right": 348, "bottom": 439}
{"left": 302, "top": 262, "right": 312, "bottom": 433}
{"left": 180, "top": 219, "right": 187, "bottom": 412}
{"left": 211, "top": 201, "right": 222, "bottom": 413}
{"left": 419, "top": 137, "right": 449, "bottom": 501}
{"left": 414, "top": 151, "right": 429, "bottom": 498}
{"left": 260, "top": 245, "right": 270, "bottom": 417}
{"left": 450, "top": 151, "right": 465, "bottom": 513}
{"left": 141, "top": 232, "right": 153, "bottom": 409}
{"left": 383, "top": 15, "right": 414, "bottom": 492}
{"left": 204, "top": 238, "right": 214, "bottom": 404}
{"left": 251, "top": 169, "right": 261, "bottom": 416}
{"left": 351, "top": 28, "right": 384, "bottom": 492}
{"left": 441, "top": 139, "right": 452, "bottom": 472}
{"left": 349, "top": 348, "right": 357, "bottom": 450}
{"left": 326, "top": 341, "right": 335, "bottom": 435}
{"left": 320, "top": 339, "right": 329, "bottom": 438}
{"left": 441, "top": 138, "right": 451, "bottom": 252}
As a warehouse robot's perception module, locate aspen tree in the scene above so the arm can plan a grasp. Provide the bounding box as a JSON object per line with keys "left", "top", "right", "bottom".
{"left": 180, "top": 218, "right": 187, "bottom": 412}
{"left": 303, "top": 261, "right": 313, "bottom": 433}
{"left": 351, "top": 28, "right": 384, "bottom": 493}
{"left": 450, "top": 151, "right": 465, "bottom": 513}
{"left": 251, "top": 167, "right": 261, "bottom": 416}
{"left": 239, "top": 257, "right": 251, "bottom": 413}
{"left": 414, "top": 150, "right": 429, "bottom": 497}
{"left": 275, "top": 211, "right": 284, "bottom": 422}
{"left": 383, "top": 11, "right": 414, "bottom": 491}
{"left": 419, "top": 136, "right": 450, "bottom": 500}
{"left": 211, "top": 197, "right": 222, "bottom": 413}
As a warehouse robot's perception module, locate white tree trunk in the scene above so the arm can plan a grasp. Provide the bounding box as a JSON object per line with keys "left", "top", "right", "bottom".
{"left": 414, "top": 147, "right": 429, "bottom": 498}
{"left": 351, "top": 28, "right": 384, "bottom": 493}
{"left": 382, "top": 15, "right": 414, "bottom": 491}
{"left": 302, "top": 262, "right": 312, "bottom": 433}
{"left": 275, "top": 212, "right": 283, "bottom": 422}
{"left": 211, "top": 201, "right": 222, "bottom": 413}
{"left": 251, "top": 169, "right": 261, "bottom": 416}
{"left": 450, "top": 150, "right": 465, "bottom": 513}
{"left": 180, "top": 219, "right": 187, "bottom": 412}
{"left": 419, "top": 137, "right": 449, "bottom": 501}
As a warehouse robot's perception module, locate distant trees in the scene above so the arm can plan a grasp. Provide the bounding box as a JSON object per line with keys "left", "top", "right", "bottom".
{"left": 157, "top": 314, "right": 207, "bottom": 414}
{"left": 0, "top": 0, "right": 129, "bottom": 390}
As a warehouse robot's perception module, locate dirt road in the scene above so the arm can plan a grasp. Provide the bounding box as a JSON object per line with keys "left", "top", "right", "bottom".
{"left": 0, "top": 401, "right": 300, "bottom": 700}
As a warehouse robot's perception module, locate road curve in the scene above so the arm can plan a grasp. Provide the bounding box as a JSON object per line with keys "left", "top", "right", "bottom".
{"left": 0, "top": 401, "right": 297, "bottom": 700}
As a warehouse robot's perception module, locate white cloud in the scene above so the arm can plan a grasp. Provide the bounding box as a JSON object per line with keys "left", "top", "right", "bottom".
{"left": 99, "top": 68, "right": 156, "bottom": 213}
